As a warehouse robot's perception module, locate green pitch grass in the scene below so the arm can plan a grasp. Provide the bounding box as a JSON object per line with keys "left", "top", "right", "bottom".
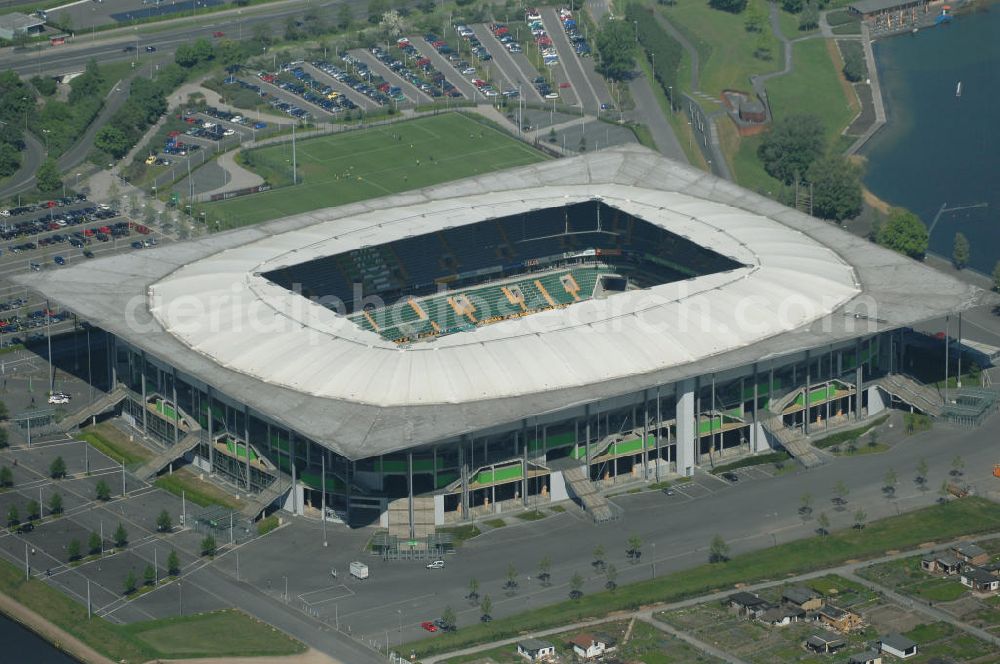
{"left": 202, "top": 112, "right": 547, "bottom": 228}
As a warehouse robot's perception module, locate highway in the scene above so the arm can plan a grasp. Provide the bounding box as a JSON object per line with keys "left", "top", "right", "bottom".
{"left": 0, "top": 0, "right": 373, "bottom": 77}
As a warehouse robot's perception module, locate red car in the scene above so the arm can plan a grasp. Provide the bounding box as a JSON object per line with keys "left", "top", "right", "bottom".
{"left": 212, "top": 31, "right": 225, "bottom": 37}
{"left": 420, "top": 621, "right": 438, "bottom": 632}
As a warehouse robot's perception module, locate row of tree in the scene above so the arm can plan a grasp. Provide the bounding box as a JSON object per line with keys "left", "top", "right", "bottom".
{"left": 95, "top": 65, "right": 187, "bottom": 160}
{"left": 0, "top": 71, "right": 32, "bottom": 178}
{"left": 626, "top": 3, "right": 685, "bottom": 103}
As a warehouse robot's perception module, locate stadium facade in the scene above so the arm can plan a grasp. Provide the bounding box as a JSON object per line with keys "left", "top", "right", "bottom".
{"left": 20, "top": 147, "right": 987, "bottom": 539}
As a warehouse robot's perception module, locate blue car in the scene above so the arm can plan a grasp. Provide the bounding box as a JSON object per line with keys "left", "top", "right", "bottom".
{"left": 53, "top": 255, "right": 65, "bottom": 265}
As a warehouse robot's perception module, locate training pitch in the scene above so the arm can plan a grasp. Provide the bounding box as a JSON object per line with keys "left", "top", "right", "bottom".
{"left": 202, "top": 112, "right": 548, "bottom": 228}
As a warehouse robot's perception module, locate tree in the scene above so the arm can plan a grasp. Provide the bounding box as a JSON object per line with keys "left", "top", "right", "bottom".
{"left": 36, "top": 158, "right": 62, "bottom": 193}
{"left": 26, "top": 499, "right": 39, "bottom": 522}
{"left": 915, "top": 457, "right": 929, "bottom": 488}
{"left": 808, "top": 155, "right": 862, "bottom": 221}
{"left": 88, "top": 531, "right": 102, "bottom": 555}
{"left": 782, "top": 0, "right": 804, "bottom": 11}
{"left": 48, "top": 492, "right": 63, "bottom": 515}
{"left": 95, "top": 125, "right": 131, "bottom": 160}
{"left": 592, "top": 544, "right": 606, "bottom": 570}
{"left": 799, "top": 2, "right": 819, "bottom": 29}
{"left": 7, "top": 504, "right": 18, "bottom": 528}
{"left": 569, "top": 572, "right": 584, "bottom": 600}
{"left": 201, "top": 535, "right": 216, "bottom": 557}
{"left": 480, "top": 594, "right": 493, "bottom": 622}
{"left": 951, "top": 455, "right": 965, "bottom": 477}
{"left": 753, "top": 31, "right": 773, "bottom": 60}
{"left": 709, "top": 0, "right": 749, "bottom": 13}
{"left": 816, "top": 512, "right": 830, "bottom": 536}
{"left": 0, "top": 466, "right": 12, "bottom": 488}
{"left": 594, "top": 18, "right": 635, "bottom": 81}
{"left": 95, "top": 479, "right": 111, "bottom": 501}
{"left": 758, "top": 114, "right": 825, "bottom": 184}
{"left": 30, "top": 75, "right": 57, "bottom": 97}
{"left": 156, "top": 509, "right": 172, "bottom": 533}
{"left": 537, "top": 556, "right": 552, "bottom": 586}
{"left": 0, "top": 401, "right": 8, "bottom": 421}
{"left": 853, "top": 508, "right": 867, "bottom": 529}
{"left": 627, "top": 534, "right": 642, "bottom": 562}
{"left": 144, "top": 563, "right": 156, "bottom": 586}
{"left": 466, "top": 577, "right": 479, "bottom": 601}
{"left": 167, "top": 549, "right": 180, "bottom": 576}
{"left": 993, "top": 261, "right": 1000, "bottom": 292}
{"left": 883, "top": 468, "right": 898, "bottom": 496}
{"left": 952, "top": 232, "right": 970, "bottom": 269}
{"left": 49, "top": 456, "right": 67, "bottom": 479}
{"left": 0, "top": 427, "right": 7, "bottom": 451}
{"left": 67, "top": 538, "right": 81, "bottom": 562}
{"left": 605, "top": 563, "right": 618, "bottom": 591}
{"left": 440, "top": 605, "right": 456, "bottom": 632}
{"left": 336, "top": 3, "right": 352, "bottom": 29}
{"left": 938, "top": 480, "right": 950, "bottom": 504}
{"left": 842, "top": 48, "right": 866, "bottom": 82}
{"left": 868, "top": 430, "right": 880, "bottom": 449}
{"left": 504, "top": 563, "right": 518, "bottom": 592}
{"left": 709, "top": 535, "right": 730, "bottom": 563}
{"left": 367, "top": 0, "right": 389, "bottom": 23}
{"left": 113, "top": 522, "right": 128, "bottom": 548}
{"left": 745, "top": 2, "right": 766, "bottom": 31}
{"left": 832, "top": 480, "right": 850, "bottom": 507}
{"left": 799, "top": 492, "right": 814, "bottom": 515}
{"left": 124, "top": 569, "right": 137, "bottom": 594}
{"left": 877, "top": 207, "right": 928, "bottom": 259}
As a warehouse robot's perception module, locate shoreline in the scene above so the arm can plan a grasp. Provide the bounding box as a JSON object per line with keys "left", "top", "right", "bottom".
{"left": 0, "top": 592, "right": 111, "bottom": 664}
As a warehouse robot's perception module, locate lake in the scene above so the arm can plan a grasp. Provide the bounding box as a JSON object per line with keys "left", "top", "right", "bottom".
{"left": 0, "top": 612, "right": 81, "bottom": 663}
{"left": 862, "top": 7, "right": 1000, "bottom": 273}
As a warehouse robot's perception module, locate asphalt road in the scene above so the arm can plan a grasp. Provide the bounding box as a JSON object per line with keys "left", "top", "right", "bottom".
{"left": 0, "top": 0, "right": 372, "bottom": 77}
{"left": 0, "top": 134, "right": 44, "bottom": 201}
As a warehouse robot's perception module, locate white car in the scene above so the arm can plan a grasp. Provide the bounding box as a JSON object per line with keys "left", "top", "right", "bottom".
{"left": 426, "top": 560, "right": 445, "bottom": 569}
{"left": 48, "top": 393, "right": 70, "bottom": 405}
{"left": 223, "top": 129, "right": 236, "bottom": 136}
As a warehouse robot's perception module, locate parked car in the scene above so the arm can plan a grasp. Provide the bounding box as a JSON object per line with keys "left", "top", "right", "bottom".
{"left": 420, "top": 621, "right": 438, "bottom": 632}
{"left": 426, "top": 560, "right": 445, "bottom": 570}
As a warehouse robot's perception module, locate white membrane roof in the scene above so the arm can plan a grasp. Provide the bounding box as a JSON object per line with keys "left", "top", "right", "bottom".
{"left": 18, "top": 146, "right": 989, "bottom": 458}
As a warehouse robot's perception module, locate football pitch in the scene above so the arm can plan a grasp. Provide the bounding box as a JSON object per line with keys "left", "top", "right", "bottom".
{"left": 202, "top": 112, "right": 548, "bottom": 228}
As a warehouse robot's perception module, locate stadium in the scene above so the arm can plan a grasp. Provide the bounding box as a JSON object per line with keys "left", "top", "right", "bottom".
{"left": 19, "top": 147, "right": 988, "bottom": 548}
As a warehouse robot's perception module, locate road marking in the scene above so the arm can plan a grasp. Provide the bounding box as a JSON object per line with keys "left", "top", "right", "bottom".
{"left": 298, "top": 584, "right": 356, "bottom": 606}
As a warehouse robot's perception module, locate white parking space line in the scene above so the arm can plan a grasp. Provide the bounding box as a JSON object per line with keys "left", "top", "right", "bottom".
{"left": 298, "top": 583, "right": 356, "bottom": 606}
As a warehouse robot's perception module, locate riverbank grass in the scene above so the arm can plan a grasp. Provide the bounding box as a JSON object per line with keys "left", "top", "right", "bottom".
{"left": 124, "top": 609, "right": 306, "bottom": 658}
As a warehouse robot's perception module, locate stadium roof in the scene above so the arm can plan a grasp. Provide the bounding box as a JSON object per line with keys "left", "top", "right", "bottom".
{"left": 18, "top": 146, "right": 989, "bottom": 459}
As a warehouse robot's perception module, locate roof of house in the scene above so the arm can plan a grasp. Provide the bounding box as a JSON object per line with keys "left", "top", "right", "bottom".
{"left": 729, "top": 591, "right": 769, "bottom": 608}
{"left": 782, "top": 585, "right": 819, "bottom": 605}
{"left": 953, "top": 542, "right": 987, "bottom": 558}
{"left": 962, "top": 566, "right": 997, "bottom": 583}
{"left": 761, "top": 605, "right": 805, "bottom": 622}
{"left": 0, "top": 11, "right": 46, "bottom": 31}
{"left": 848, "top": 650, "right": 881, "bottom": 663}
{"left": 569, "top": 633, "right": 603, "bottom": 648}
{"left": 807, "top": 632, "right": 846, "bottom": 647}
{"left": 818, "top": 604, "right": 850, "bottom": 619}
{"left": 518, "top": 638, "right": 554, "bottom": 651}
{"left": 849, "top": 0, "right": 924, "bottom": 14}
{"left": 880, "top": 633, "right": 917, "bottom": 650}
{"left": 936, "top": 553, "right": 963, "bottom": 567}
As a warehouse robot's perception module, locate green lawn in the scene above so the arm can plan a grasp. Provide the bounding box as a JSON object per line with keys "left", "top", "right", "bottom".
{"left": 78, "top": 423, "right": 153, "bottom": 468}
{"left": 154, "top": 469, "right": 242, "bottom": 510}
{"left": 660, "top": 1, "right": 781, "bottom": 98}
{"left": 766, "top": 39, "right": 857, "bottom": 144}
{"left": 124, "top": 609, "right": 305, "bottom": 658}
{"left": 405, "top": 498, "right": 1000, "bottom": 658}
{"left": 200, "top": 113, "right": 546, "bottom": 228}
{"left": 0, "top": 558, "right": 302, "bottom": 662}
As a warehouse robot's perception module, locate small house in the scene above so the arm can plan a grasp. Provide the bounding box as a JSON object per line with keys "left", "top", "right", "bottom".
{"left": 879, "top": 633, "right": 918, "bottom": 659}
{"left": 815, "top": 604, "right": 864, "bottom": 633}
{"left": 960, "top": 567, "right": 1000, "bottom": 592}
{"left": 920, "top": 553, "right": 963, "bottom": 575}
{"left": 759, "top": 604, "right": 805, "bottom": 626}
{"left": 517, "top": 637, "right": 556, "bottom": 662}
{"left": 727, "top": 591, "right": 771, "bottom": 619}
{"left": 782, "top": 585, "right": 823, "bottom": 611}
{"left": 848, "top": 651, "right": 882, "bottom": 664}
{"left": 569, "top": 633, "right": 607, "bottom": 660}
{"left": 805, "top": 632, "right": 846, "bottom": 654}
{"left": 951, "top": 542, "right": 989, "bottom": 566}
